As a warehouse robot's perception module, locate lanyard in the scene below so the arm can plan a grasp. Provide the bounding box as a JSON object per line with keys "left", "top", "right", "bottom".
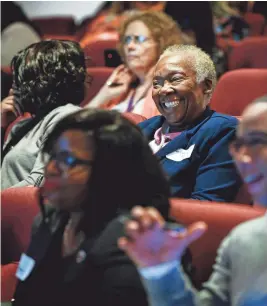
{"left": 126, "top": 90, "right": 137, "bottom": 112}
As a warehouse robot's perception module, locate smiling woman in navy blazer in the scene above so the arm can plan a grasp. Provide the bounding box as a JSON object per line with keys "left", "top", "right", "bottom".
{"left": 139, "top": 44, "right": 242, "bottom": 203}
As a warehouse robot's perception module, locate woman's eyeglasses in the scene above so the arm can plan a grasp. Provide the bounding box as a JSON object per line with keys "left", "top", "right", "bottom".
{"left": 42, "top": 151, "right": 93, "bottom": 170}
{"left": 230, "top": 131, "right": 267, "bottom": 151}
{"left": 123, "top": 35, "right": 150, "bottom": 45}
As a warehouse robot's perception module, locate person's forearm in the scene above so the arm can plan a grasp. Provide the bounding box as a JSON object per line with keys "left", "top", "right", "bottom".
{"left": 140, "top": 265, "right": 197, "bottom": 306}
{"left": 86, "top": 91, "right": 109, "bottom": 108}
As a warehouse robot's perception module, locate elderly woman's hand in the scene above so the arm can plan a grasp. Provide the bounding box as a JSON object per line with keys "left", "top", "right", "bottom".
{"left": 88, "top": 65, "right": 135, "bottom": 108}
{"left": 118, "top": 206, "right": 207, "bottom": 268}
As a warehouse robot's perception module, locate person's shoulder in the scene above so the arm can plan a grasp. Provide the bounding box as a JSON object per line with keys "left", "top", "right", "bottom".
{"left": 197, "top": 110, "right": 238, "bottom": 140}
{"left": 208, "top": 111, "right": 238, "bottom": 129}
{"left": 138, "top": 115, "right": 164, "bottom": 129}
{"left": 228, "top": 215, "right": 267, "bottom": 243}
{"left": 90, "top": 216, "right": 125, "bottom": 259}
{"left": 42, "top": 104, "right": 81, "bottom": 126}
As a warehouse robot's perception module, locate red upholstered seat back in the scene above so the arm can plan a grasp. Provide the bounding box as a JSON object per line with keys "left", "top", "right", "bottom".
{"left": 170, "top": 199, "right": 266, "bottom": 288}
{"left": 210, "top": 69, "right": 267, "bottom": 116}
{"left": 4, "top": 113, "right": 32, "bottom": 143}
{"left": 82, "top": 32, "right": 119, "bottom": 67}
{"left": 32, "top": 17, "right": 76, "bottom": 36}
{"left": 122, "top": 112, "right": 147, "bottom": 125}
{"left": 1, "top": 263, "right": 19, "bottom": 302}
{"left": 228, "top": 37, "right": 267, "bottom": 70}
{"left": 244, "top": 12, "right": 266, "bottom": 36}
{"left": 1, "top": 187, "right": 39, "bottom": 264}
{"left": 81, "top": 67, "right": 114, "bottom": 107}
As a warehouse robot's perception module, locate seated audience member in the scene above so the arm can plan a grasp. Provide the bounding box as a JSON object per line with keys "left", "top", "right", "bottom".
{"left": 212, "top": 1, "right": 250, "bottom": 41}
{"left": 12, "top": 109, "right": 193, "bottom": 306}
{"left": 1, "top": 40, "right": 85, "bottom": 190}
{"left": 1, "top": 1, "right": 41, "bottom": 66}
{"left": 139, "top": 44, "right": 242, "bottom": 202}
{"left": 87, "top": 11, "right": 183, "bottom": 116}
{"left": 118, "top": 95, "right": 267, "bottom": 306}
{"left": 164, "top": 1, "right": 216, "bottom": 57}
{"left": 79, "top": 2, "right": 131, "bottom": 46}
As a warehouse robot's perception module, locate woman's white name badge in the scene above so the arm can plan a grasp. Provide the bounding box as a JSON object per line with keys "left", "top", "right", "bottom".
{"left": 16, "top": 253, "right": 36, "bottom": 281}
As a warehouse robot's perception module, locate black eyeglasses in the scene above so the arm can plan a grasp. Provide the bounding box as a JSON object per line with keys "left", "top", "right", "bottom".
{"left": 43, "top": 151, "right": 93, "bottom": 170}
{"left": 123, "top": 35, "right": 150, "bottom": 45}
{"left": 230, "top": 131, "right": 267, "bottom": 151}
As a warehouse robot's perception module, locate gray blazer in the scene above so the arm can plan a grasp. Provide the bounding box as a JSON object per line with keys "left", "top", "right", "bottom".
{"left": 1, "top": 104, "right": 81, "bottom": 190}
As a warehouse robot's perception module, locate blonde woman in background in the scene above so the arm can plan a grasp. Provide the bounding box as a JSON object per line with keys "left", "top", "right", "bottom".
{"left": 87, "top": 11, "right": 183, "bottom": 117}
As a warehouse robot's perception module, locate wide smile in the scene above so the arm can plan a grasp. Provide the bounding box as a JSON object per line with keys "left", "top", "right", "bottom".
{"left": 159, "top": 96, "right": 186, "bottom": 112}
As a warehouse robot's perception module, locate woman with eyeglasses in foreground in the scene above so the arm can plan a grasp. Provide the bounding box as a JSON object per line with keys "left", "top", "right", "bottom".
{"left": 12, "top": 109, "right": 193, "bottom": 306}
{"left": 87, "top": 11, "right": 183, "bottom": 116}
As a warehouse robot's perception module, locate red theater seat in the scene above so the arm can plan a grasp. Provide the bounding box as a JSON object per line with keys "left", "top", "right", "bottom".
{"left": 1, "top": 187, "right": 39, "bottom": 264}
{"left": 1, "top": 66, "right": 12, "bottom": 75}
{"left": 170, "top": 199, "right": 266, "bottom": 288}
{"left": 4, "top": 113, "right": 32, "bottom": 143}
{"left": 122, "top": 113, "right": 147, "bottom": 125}
{"left": 210, "top": 69, "right": 267, "bottom": 116}
{"left": 244, "top": 12, "right": 266, "bottom": 36}
{"left": 228, "top": 37, "right": 267, "bottom": 70}
{"left": 81, "top": 67, "right": 114, "bottom": 107}
{"left": 81, "top": 32, "right": 119, "bottom": 67}
{"left": 31, "top": 17, "right": 75, "bottom": 36}
{"left": 42, "top": 34, "right": 78, "bottom": 41}
{"left": 1, "top": 262, "right": 18, "bottom": 302}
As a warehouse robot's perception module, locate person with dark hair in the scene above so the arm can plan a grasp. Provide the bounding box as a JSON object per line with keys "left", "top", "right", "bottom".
{"left": 212, "top": 2, "right": 250, "bottom": 41}
{"left": 1, "top": 1, "right": 41, "bottom": 66}
{"left": 1, "top": 40, "right": 86, "bottom": 190}
{"left": 12, "top": 108, "right": 193, "bottom": 306}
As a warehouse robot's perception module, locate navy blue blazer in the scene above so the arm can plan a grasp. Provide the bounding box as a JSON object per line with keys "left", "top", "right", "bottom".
{"left": 138, "top": 107, "right": 242, "bottom": 202}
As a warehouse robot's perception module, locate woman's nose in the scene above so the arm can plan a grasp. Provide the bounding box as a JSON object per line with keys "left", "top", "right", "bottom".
{"left": 126, "top": 40, "right": 137, "bottom": 51}
{"left": 158, "top": 82, "right": 174, "bottom": 95}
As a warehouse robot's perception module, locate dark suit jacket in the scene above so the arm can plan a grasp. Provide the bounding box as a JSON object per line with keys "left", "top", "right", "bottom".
{"left": 12, "top": 208, "right": 193, "bottom": 306}
{"left": 139, "top": 107, "right": 242, "bottom": 203}
{"left": 12, "top": 208, "right": 149, "bottom": 306}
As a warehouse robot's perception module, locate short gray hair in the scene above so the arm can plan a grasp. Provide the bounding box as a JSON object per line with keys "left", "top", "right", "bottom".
{"left": 160, "top": 44, "right": 217, "bottom": 103}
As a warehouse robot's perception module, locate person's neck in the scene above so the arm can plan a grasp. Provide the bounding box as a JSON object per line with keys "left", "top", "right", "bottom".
{"left": 135, "top": 66, "right": 155, "bottom": 86}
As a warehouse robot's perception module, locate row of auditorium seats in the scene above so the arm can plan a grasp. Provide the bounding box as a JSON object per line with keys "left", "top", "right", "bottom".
{"left": 31, "top": 12, "right": 267, "bottom": 38}
{"left": 1, "top": 186, "right": 265, "bottom": 300}
{"left": 29, "top": 12, "right": 267, "bottom": 69}
{"left": 82, "top": 34, "right": 267, "bottom": 69}
{"left": 2, "top": 67, "right": 266, "bottom": 130}
{"left": 60, "top": 32, "right": 267, "bottom": 69}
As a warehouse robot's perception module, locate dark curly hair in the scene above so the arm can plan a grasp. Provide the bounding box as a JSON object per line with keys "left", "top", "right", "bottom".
{"left": 2, "top": 40, "right": 88, "bottom": 164}
{"left": 11, "top": 40, "right": 87, "bottom": 115}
